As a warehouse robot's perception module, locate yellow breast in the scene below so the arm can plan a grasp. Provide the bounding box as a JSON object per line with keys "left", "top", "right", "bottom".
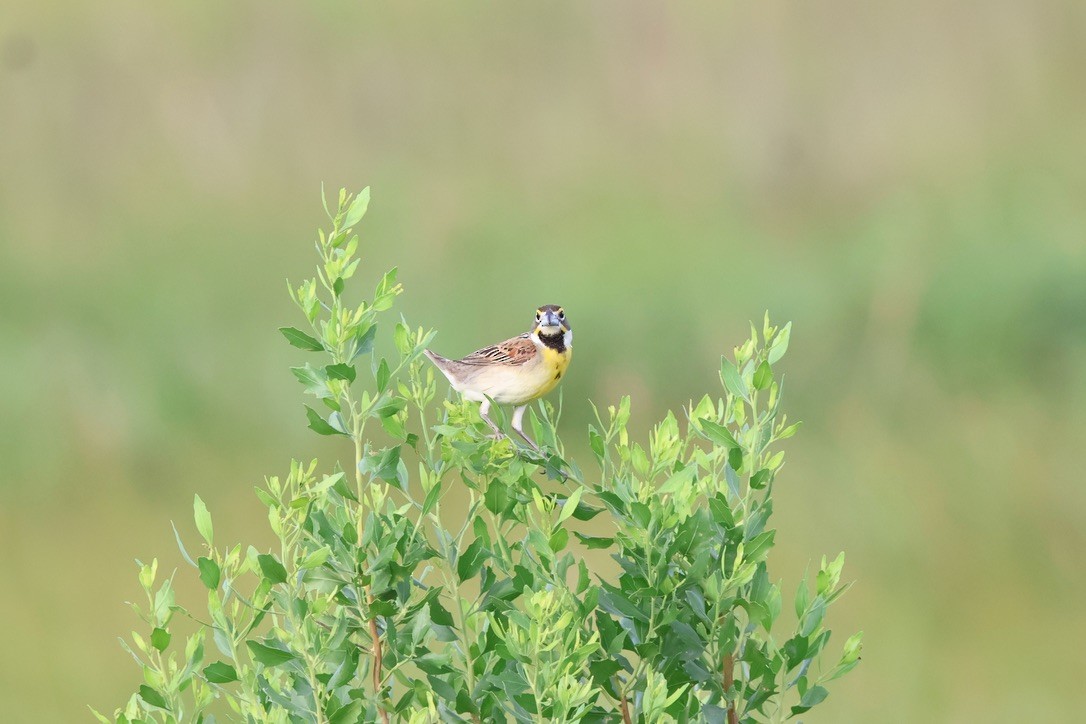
{"left": 531, "top": 346, "right": 572, "bottom": 400}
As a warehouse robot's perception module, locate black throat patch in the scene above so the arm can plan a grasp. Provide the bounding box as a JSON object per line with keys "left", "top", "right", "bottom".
{"left": 538, "top": 331, "right": 566, "bottom": 353}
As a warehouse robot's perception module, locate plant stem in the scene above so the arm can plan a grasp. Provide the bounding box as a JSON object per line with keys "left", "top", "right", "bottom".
{"left": 723, "top": 652, "right": 738, "bottom": 724}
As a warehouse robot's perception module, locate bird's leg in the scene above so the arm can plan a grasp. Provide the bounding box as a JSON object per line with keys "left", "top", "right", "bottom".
{"left": 511, "top": 405, "right": 539, "bottom": 451}
{"left": 479, "top": 399, "right": 506, "bottom": 440}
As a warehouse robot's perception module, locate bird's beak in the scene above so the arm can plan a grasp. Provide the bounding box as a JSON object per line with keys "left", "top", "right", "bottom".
{"left": 539, "top": 310, "right": 562, "bottom": 331}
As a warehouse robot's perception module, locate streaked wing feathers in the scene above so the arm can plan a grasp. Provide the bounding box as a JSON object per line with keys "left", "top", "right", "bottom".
{"left": 459, "top": 334, "right": 536, "bottom": 366}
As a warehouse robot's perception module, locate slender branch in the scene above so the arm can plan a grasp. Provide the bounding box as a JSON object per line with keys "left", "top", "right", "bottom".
{"left": 724, "top": 652, "right": 738, "bottom": 724}
{"left": 368, "top": 613, "right": 389, "bottom": 724}
{"left": 620, "top": 694, "right": 633, "bottom": 724}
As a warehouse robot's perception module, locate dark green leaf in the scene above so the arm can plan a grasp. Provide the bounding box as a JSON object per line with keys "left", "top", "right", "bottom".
{"left": 138, "top": 685, "right": 169, "bottom": 710}
{"left": 574, "top": 533, "right": 614, "bottom": 550}
{"left": 329, "top": 700, "right": 364, "bottom": 724}
{"left": 257, "top": 554, "right": 288, "bottom": 585}
{"left": 422, "top": 482, "right": 442, "bottom": 515}
{"left": 428, "top": 599, "right": 455, "bottom": 627}
{"left": 203, "top": 662, "right": 238, "bottom": 684}
{"left": 305, "top": 406, "right": 344, "bottom": 436}
{"left": 745, "top": 530, "right": 776, "bottom": 565}
{"left": 571, "top": 500, "right": 604, "bottom": 521}
{"left": 325, "top": 363, "right": 356, "bottom": 382}
{"left": 728, "top": 446, "right": 744, "bottom": 472}
{"left": 197, "top": 557, "right": 219, "bottom": 589}
{"left": 150, "top": 627, "right": 171, "bottom": 652}
{"left": 457, "top": 539, "right": 487, "bottom": 581}
{"left": 375, "top": 359, "right": 391, "bottom": 393}
{"left": 246, "top": 640, "right": 295, "bottom": 667}
{"left": 279, "top": 327, "right": 324, "bottom": 352}
{"left": 750, "top": 468, "right": 773, "bottom": 489}
{"left": 598, "top": 585, "right": 648, "bottom": 622}
{"left": 483, "top": 480, "right": 511, "bottom": 516}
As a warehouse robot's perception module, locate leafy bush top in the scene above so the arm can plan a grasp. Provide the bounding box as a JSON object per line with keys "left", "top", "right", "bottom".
{"left": 97, "top": 188, "right": 861, "bottom": 724}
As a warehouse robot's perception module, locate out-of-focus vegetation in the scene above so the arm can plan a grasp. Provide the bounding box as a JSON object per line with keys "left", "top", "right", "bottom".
{"left": 0, "top": 2, "right": 1083, "bottom": 721}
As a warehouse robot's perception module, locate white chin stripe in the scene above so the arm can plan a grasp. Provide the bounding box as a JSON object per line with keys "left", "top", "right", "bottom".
{"left": 564, "top": 329, "right": 573, "bottom": 348}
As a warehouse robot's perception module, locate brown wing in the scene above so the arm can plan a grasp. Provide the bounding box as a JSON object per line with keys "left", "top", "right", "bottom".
{"left": 458, "top": 334, "right": 537, "bottom": 366}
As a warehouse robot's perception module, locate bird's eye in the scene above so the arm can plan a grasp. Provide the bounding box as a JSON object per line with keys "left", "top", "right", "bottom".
{"left": 558, "top": 310, "right": 565, "bottom": 319}
{"left": 535, "top": 313, "right": 541, "bottom": 321}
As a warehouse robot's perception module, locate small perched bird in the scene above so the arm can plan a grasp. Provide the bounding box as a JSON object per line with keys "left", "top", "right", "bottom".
{"left": 424, "top": 304, "right": 572, "bottom": 450}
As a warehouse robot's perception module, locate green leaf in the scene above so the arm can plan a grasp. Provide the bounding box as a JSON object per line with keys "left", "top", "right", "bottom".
{"left": 329, "top": 700, "right": 364, "bottom": 724}
{"left": 745, "top": 530, "right": 776, "bottom": 564}
{"left": 373, "top": 268, "right": 400, "bottom": 311}
{"left": 150, "top": 627, "right": 171, "bottom": 652}
{"left": 753, "top": 360, "right": 772, "bottom": 390}
{"left": 574, "top": 532, "right": 614, "bottom": 550}
{"left": 375, "top": 359, "right": 391, "bottom": 393}
{"left": 203, "top": 661, "right": 239, "bottom": 684}
{"left": 305, "top": 405, "right": 345, "bottom": 436}
{"left": 246, "top": 641, "right": 295, "bottom": 667}
{"left": 800, "top": 685, "right": 828, "bottom": 708}
{"left": 840, "top": 630, "right": 863, "bottom": 665}
{"left": 349, "top": 325, "right": 377, "bottom": 361}
{"left": 343, "top": 187, "right": 370, "bottom": 229}
{"left": 197, "top": 557, "right": 220, "bottom": 589}
{"left": 549, "top": 528, "right": 569, "bottom": 552}
{"left": 299, "top": 547, "right": 330, "bottom": 569}
{"left": 193, "top": 495, "right": 213, "bottom": 546}
{"left": 325, "top": 363, "right": 357, "bottom": 383}
{"left": 768, "top": 322, "right": 791, "bottom": 365}
{"left": 571, "top": 500, "right": 604, "bottom": 521}
{"left": 422, "top": 482, "right": 443, "bottom": 515}
{"left": 257, "top": 554, "right": 288, "bottom": 585}
{"left": 279, "top": 327, "right": 324, "bottom": 352}
{"left": 720, "top": 358, "right": 749, "bottom": 401}
{"left": 699, "top": 418, "right": 740, "bottom": 449}
{"left": 556, "top": 487, "right": 584, "bottom": 524}
{"left": 171, "top": 521, "right": 195, "bottom": 567}
{"left": 457, "top": 539, "right": 486, "bottom": 581}
{"left": 659, "top": 465, "right": 697, "bottom": 495}
{"left": 750, "top": 468, "right": 773, "bottom": 489}
{"left": 428, "top": 599, "right": 455, "bottom": 627}
{"left": 588, "top": 427, "right": 605, "bottom": 462}
{"left": 291, "top": 364, "right": 330, "bottom": 398}
{"left": 138, "top": 685, "right": 169, "bottom": 710}
{"left": 777, "top": 422, "right": 801, "bottom": 440}
{"left": 483, "top": 480, "right": 512, "bottom": 517}
{"left": 598, "top": 585, "right": 648, "bottom": 622}
{"left": 800, "top": 596, "right": 826, "bottom": 637}
{"left": 795, "top": 576, "right": 810, "bottom": 620}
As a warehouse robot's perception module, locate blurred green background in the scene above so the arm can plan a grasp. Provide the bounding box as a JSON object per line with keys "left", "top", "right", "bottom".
{"left": 2, "top": 1, "right": 1085, "bottom": 721}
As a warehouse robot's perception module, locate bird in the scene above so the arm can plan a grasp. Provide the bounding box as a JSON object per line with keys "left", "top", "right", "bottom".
{"left": 424, "top": 304, "right": 572, "bottom": 450}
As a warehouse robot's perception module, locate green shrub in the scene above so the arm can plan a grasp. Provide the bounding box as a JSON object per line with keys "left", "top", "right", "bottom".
{"left": 95, "top": 188, "right": 861, "bottom": 723}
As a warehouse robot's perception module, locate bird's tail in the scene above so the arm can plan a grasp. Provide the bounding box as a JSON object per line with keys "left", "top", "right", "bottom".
{"left": 423, "top": 349, "right": 457, "bottom": 384}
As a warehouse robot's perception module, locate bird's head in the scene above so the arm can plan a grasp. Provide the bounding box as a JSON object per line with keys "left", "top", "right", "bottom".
{"left": 532, "top": 304, "right": 570, "bottom": 339}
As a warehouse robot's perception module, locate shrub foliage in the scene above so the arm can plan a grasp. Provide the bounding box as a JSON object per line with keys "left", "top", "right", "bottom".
{"left": 96, "top": 188, "right": 861, "bottom": 723}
